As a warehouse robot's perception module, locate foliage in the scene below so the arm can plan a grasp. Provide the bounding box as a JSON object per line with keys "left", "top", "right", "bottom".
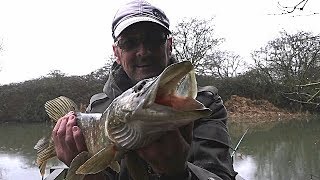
{"left": 197, "top": 69, "right": 284, "bottom": 107}
{"left": 0, "top": 73, "right": 105, "bottom": 122}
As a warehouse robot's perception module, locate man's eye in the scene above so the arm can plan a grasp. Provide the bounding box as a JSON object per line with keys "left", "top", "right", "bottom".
{"left": 122, "top": 39, "right": 138, "bottom": 48}
{"left": 151, "top": 34, "right": 167, "bottom": 42}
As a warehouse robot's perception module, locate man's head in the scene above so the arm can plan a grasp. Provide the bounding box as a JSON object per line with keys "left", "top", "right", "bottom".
{"left": 112, "top": 0, "right": 173, "bottom": 83}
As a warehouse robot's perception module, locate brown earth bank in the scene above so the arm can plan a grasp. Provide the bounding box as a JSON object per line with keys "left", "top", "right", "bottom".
{"left": 224, "top": 95, "right": 309, "bottom": 123}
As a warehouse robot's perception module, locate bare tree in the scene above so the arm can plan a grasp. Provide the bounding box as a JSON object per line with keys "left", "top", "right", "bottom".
{"left": 172, "top": 17, "right": 246, "bottom": 78}
{"left": 252, "top": 31, "right": 320, "bottom": 106}
{"left": 270, "top": 0, "right": 319, "bottom": 16}
{"left": 282, "top": 82, "right": 320, "bottom": 107}
{"left": 172, "top": 17, "right": 222, "bottom": 71}
{"left": 203, "top": 50, "right": 246, "bottom": 78}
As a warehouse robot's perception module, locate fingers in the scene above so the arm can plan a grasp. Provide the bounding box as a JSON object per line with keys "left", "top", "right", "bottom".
{"left": 53, "top": 116, "right": 68, "bottom": 152}
{"left": 52, "top": 111, "right": 87, "bottom": 166}
{"left": 65, "top": 114, "right": 78, "bottom": 152}
{"left": 52, "top": 115, "right": 68, "bottom": 162}
{"left": 72, "top": 126, "right": 87, "bottom": 152}
{"left": 52, "top": 116, "right": 62, "bottom": 138}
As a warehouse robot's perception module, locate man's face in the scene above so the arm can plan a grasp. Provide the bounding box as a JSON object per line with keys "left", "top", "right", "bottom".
{"left": 113, "top": 22, "right": 172, "bottom": 83}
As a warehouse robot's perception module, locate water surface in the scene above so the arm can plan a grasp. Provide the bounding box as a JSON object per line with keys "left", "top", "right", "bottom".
{"left": 230, "top": 117, "right": 320, "bottom": 180}
{"left": 0, "top": 117, "right": 319, "bottom": 180}
{"left": 0, "top": 123, "right": 63, "bottom": 180}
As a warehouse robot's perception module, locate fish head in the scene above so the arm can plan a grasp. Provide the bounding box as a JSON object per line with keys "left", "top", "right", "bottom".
{"left": 105, "top": 61, "right": 212, "bottom": 149}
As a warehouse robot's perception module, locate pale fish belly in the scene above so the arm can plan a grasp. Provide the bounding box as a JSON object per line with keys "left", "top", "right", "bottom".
{"left": 76, "top": 112, "right": 112, "bottom": 156}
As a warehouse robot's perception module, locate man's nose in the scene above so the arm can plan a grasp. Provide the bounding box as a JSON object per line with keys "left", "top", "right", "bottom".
{"left": 135, "top": 41, "right": 151, "bottom": 57}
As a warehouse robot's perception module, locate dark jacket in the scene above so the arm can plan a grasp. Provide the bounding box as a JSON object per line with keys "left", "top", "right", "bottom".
{"left": 86, "top": 62, "right": 237, "bottom": 180}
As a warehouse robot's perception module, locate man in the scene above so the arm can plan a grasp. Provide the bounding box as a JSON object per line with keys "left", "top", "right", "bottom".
{"left": 52, "top": 0, "right": 237, "bottom": 179}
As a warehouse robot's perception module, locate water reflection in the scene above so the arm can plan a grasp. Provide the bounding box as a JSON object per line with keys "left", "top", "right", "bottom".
{"left": 0, "top": 123, "right": 63, "bottom": 180}
{"left": 230, "top": 117, "right": 320, "bottom": 180}
{"left": 0, "top": 154, "right": 41, "bottom": 180}
{"left": 233, "top": 154, "right": 257, "bottom": 180}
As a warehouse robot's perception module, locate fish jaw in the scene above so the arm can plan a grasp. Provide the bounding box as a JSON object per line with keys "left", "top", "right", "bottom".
{"left": 106, "top": 61, "right": 199, "bottom": 123}
{"left": 143, "top": 60, "right": 196, "bottom": 108}
{"left": 105, "top": 61, "right": 212, "bottom": 150}
{"left": 122, "top": 60, "right": 211, "bottom": 122}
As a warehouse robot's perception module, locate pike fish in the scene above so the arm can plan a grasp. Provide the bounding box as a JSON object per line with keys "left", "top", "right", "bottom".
{"left": 34, "top": 61, "right": 212, "bottom": 180}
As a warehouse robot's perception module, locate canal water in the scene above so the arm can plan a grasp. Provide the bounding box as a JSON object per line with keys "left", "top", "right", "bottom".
{"left": 230, "top": 116, "right": 320, "bottom": 180}
{"left": 0, "top": 116, "right": 319, "bottom": 180}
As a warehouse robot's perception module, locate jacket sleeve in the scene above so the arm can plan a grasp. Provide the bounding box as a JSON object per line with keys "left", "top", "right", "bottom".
{"left": 188, "top": 86, "right": 237, "bottom": 180}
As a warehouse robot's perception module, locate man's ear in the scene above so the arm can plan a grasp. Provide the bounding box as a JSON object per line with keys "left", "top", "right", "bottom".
{"left": 112, "top": 44, "right": 121, "bottom": 64}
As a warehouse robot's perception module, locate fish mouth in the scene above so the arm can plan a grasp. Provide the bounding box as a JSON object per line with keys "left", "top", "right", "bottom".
{"left": 143, "top": 61, "right": 203, "bottom": 110}
{"left": 107, "top": 61, "right": 211, "bottom": 150}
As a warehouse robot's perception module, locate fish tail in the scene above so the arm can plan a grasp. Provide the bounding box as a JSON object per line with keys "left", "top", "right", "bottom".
{"left": 34, "top": 136, "right": 56, "bottom": 176}
{"left": 34, "top": 96, "right": 79, "bottom": 176}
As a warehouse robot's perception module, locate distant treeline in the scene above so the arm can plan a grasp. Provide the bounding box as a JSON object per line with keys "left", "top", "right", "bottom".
{"left": 0, "top": 68, "right": 317, "bottom": 123}
{"left": 0, "top": 70, "right": 107, "bottom": 123}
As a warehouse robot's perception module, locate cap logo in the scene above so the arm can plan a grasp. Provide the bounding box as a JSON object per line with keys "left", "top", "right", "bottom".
{"left": 152, "top": 9, "right": 164, "bottom": 21}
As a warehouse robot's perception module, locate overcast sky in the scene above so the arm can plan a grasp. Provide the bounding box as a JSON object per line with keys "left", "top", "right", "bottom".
{"left": 0, "top": 0, "right": 319, "bottom": 85}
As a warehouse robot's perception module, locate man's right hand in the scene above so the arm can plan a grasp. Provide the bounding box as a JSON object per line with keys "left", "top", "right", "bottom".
{"left": 52, "top": 111, "right": 87, "bottom": 166}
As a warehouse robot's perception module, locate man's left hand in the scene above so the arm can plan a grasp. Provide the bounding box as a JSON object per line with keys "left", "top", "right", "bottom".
{"left": 136, "top": 122, "right": 193, "bottom": 176}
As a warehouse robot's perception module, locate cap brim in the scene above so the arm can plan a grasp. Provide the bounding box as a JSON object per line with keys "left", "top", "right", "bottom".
{"left": 113, "top": 16, "right": 171, "bottom": 38}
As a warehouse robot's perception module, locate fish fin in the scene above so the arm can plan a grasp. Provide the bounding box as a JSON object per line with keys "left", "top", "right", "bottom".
{"left": 109, "top": 161, "right": 120, "bottom": 173}
{"left": 76, "top": 145, "right": 116, "bottom": 175}
{"left": 34, "top": 136, "right": 56, "bottom": 176}
{"left": 126, "top": 151, "right": 149, "bottom": 180}
{"left": 44, "top": 96, "right": 79, "bottom": 123}
{"left": 34, "top": 96, "right": 78, "bottom": 176}
{"left": 66, "top": 151, "right": 88, "bottom": 180}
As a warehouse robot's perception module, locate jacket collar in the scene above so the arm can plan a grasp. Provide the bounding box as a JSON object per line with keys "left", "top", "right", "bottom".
{"left": 103, "top": 61, "right": 134, "bottom": 99}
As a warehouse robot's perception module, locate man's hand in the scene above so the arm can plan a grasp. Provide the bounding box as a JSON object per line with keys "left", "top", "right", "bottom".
{"left": 136, "top": 122, "right": 193, "bottom": 176}
{"left": 52, "top": 111, "right": 87, "bottom": 166}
